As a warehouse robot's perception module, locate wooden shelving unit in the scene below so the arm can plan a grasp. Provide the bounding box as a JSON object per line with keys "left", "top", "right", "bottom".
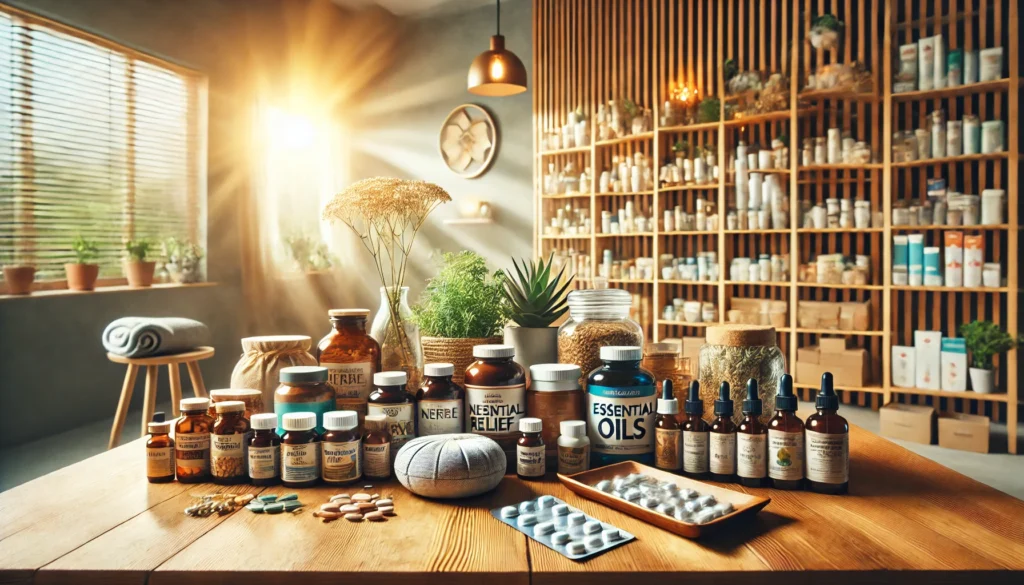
{"left": 532, "top": 0, "right": 1020, "bottom": 452}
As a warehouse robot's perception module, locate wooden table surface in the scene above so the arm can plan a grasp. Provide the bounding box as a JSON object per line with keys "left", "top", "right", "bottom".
{"left": 1, "top": 419, "right": 1022, "bottom": 585}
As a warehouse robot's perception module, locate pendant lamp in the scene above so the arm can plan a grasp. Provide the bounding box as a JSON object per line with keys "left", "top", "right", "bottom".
{"left": 467, "top": 0, "right": 527, "bottom": 96}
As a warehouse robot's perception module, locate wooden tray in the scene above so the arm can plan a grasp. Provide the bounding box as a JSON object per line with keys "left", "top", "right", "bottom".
{"left": 558, "top": 461, "right": 771, "bottom": 539}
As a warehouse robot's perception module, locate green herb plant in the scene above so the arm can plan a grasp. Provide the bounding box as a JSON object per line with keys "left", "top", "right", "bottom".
{"left": 672, "top": 140, "right": 689, "bottom": 155}
{"left": 502, "top": 253, "right": 573, "bottom": 328}
{"left": 125, "top": 239, "right": 153, "bottom": 262}
{"left": 71, "top": 235, "right": 99, "bottom": 264}
{"left": 697, "top": 97, "right": 720, "bottom": 123}
{"left": 413, "top": 251, "right": 509, "bottom": 339}
{"left": 959, "top": 320, "right": 1022, "bottom": 370}
{"left": 623, "top": 98, "right": 640, "bottom": 119}
{"left": 812, "top": 14, "right": 843, "bottom": 32}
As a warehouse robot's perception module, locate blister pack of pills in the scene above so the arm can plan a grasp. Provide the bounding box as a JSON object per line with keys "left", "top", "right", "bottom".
{"left": 491, "top": 495, "right": 636, "bottom": 561}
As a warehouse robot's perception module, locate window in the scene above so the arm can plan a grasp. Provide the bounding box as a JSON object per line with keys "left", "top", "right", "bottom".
{"left": 0, "top": 6, "right": 206, "bottom": 283}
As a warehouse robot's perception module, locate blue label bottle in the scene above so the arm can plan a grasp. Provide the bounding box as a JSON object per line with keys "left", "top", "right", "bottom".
{"left": 586, "top": 345, "right": 656, "bottom": 467}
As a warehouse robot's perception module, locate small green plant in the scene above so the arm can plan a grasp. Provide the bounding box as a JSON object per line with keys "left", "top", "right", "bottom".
{"left": 672, "top": 140, "right": 689, "bottom": 155}
{"left": 959, "top": 320, "right": 1022, "bottom": 370}
{"left": 71, "top": 235, "right": 99, "bottom": 264}
{"left": 723, "top": 58, "right": 739, "bottom": 82}
{"left": 502, "top": 253, "right": 573, "bottom": 328}
{"left": 124, "top": 239, "right": 153, "bottom": 262}
{"left": 812, "top": 14, "right": 843, "bottom": 32}
{"left": 697, "top": 97, "right": 720, "bottom": 123}
{"left": 776, "top": 133, "right": 789, "bottom": 147}
{"left": 623, "top": 98, "right": 640, "bottom": 119}
{"left": 413, "top": 251, "right": 509, "bottom": 338}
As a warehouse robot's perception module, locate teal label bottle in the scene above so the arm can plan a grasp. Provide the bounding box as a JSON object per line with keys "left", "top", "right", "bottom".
{"left": 586, "top": 346, "right": 656, "bottom": 466}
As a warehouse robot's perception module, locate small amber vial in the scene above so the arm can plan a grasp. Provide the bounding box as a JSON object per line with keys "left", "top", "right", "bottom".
{"left": 768, "top": 374, "right": 804, "bottom": 490}
{"left": 280, "top": 412, "right": 321, "bottom": 488}
{"left": 362, "top": 414, "right": 392, "bottom": 480}
{"left": 654, "top": 380, "right": 682, "bottom": 472}
{"left": 805, "top": 373, "right": 849, "bottom": 495}
{"left": 317, "top": 309, "right": 381, "bottom": 416}
{"left": 146, "top": 412, "right": 175, "bottom": 483}
{"left": 710, "top": 382, "right": 737, "bottom": 483}
{"left": 322, "top": 410, "right": 362, "bottom": 485}
{"left": 737, "top": 379, "right": 768, "bottom": 488}
{"left": 248, "top": 413, "right": 281, "bottom": 486}
{"left": 175, "top": 397, "right": 213, "bottom": 483}
{"left": 211, "top": 401, "right": 251, "bottom": 485}
{"left": 680, "top": 381, "right": 710, "bottom": 479}
{"left": 516, "top": 417, "right": 545, "bottom": 480}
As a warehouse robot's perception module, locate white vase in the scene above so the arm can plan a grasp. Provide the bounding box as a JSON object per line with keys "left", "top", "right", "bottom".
{"left": 969, "top": 367, "right": 995, "bottom": 394}
{"left": 503, "top": 325, "right": 558, "bottom": 373}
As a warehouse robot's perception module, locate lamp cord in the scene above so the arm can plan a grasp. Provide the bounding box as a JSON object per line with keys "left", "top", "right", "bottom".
{"left": 496, "top": 0, "right": 501, "bottom": 35}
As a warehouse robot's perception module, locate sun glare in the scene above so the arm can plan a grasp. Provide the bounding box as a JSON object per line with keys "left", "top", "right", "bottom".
{"left": 264, "top": 106, "right": 318, "bottom": 150}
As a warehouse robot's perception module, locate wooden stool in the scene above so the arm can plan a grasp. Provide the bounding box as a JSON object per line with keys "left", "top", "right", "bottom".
{"left": 106, "top": 346, "right": 215, "bottom": 449}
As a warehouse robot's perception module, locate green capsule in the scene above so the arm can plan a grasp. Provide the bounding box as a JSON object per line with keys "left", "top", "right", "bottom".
{"left": 278, "top": 493, "right": 298, "bottom": 502}
{"left": 258, "top": 494, "right": 278, "bottom": 503}
{"left": 264, "top": 503, "right": 285, "bottom": 514}
{"left": 283, "top": 501, "right": 304, "bottom": 512}
{"left": 246, "top": 504, "right": 265, "bottom": 513}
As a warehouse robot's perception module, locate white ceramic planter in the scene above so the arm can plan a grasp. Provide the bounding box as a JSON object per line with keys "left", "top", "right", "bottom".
{"left": 969, "top": 367, "right": 995, "bottom": 394}
{"left": 503, "top": 325, "right": 558, "bottom": 372}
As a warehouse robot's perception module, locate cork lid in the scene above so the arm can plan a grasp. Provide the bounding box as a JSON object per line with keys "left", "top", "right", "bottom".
{"left": 705, "top": 324, "right": 776, "bottom": 347}
{"left": 329, "top": 309, "right": 370, "bottom": 318}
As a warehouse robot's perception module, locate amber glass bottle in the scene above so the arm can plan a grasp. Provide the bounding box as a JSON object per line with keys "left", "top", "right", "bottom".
{"left": 654, "top": 380, "right": 682, "bottom": 472}
{"left": 416, "top": 363, "right": 464, "bottom": 436}
{"left": 737, "top": 379, "right": 768, "bottom": 487}
{"left": 516, "top": 417, "right": 545, "bottom": 480}
{"left": 175, "top": 397, "right": 213, "bottom": 483}
{"left": 362, "top": 414, "right": 392, "bottom": 479}
{"left": 248, "top": 413, "right": 281, "bottom": 486}
{"left": 367, "top": 371, "right": 416, "bottom": 459}
{"left": 322, "top": 410, "right": 362, "bottom": 485}
{"left": 465, "top": 344, "right": 527, "bottom": 468}
{"left": 211, "top": 401, "right": 251, "bottom": 485}
{"left": 710, "top": 382, "right": 737, "bottom": 482}
{"left": 768, "top": 374, "right": 804, "bottom": 490}
{"left": 680, "top": 380, "right": 709, "bottom": 479}
{"left": 146, "top": 413, "right": 175, "bottom": 483}
{"left": 280, "top": 412, "right": 321, "bottom": 488}
{"left": 805, "top": 372, "right": 849, "bottom": 495}
{"left": 317, "top": 309, "right": 381, "bottom": 417}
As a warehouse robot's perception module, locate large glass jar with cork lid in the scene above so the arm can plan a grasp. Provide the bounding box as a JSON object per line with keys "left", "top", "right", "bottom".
{"left": 557, "top": 289, "right": 643, "bottom": 385}
{"left": 699, "top": 325, "right": 784, "bottom": 423}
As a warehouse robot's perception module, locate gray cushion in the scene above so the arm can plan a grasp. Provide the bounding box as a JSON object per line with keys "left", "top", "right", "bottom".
{"left": 394, "top": 434, "right": 506, "bottom": 498}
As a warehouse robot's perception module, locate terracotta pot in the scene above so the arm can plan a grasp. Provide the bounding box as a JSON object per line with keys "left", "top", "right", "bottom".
{"left": 65, "top": 263, "right": 100, "bottom": 291}
{"left": 3, "top": 265, "right": 35, "bottom": 295}
{"left": 124, "top": 260, "right": 156, "bottom": 287}
{"left": 421, "top": 336, "right": 501, "bottom": 387}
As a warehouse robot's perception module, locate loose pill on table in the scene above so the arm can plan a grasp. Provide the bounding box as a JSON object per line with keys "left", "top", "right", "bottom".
{"left": 340, "top": 504, "right": 361, "bottom": 514}
{"left": 376, "top": 498, "right": 393, "bottom": 508}
{"left": 602, "top": 529, "right": 622, "bottom": 543}
{"left": 567, "top": 512, "right": 587, "bottom": 526}
{"left": 264, "top": 503, "right": 284, "bottom": 514}
{"left": 538, "top": 495, "right": 557, "bottom": 509}
{"left": 321, "top": 502, "right": 342, "bottom": 513}
{"left": 258, "top": 495, "right": 278, "bottom": 503}
{"left": 566, "top": 542, "right": 587, "bottom": 555}
{"left": 330, "top": 493, "right": 350, "bottom": 502}
{"left": 246, "top": 504, "right": 265, "bottom": 513}
{"left": 694, "top": 508, "right": 717, "bottom": 524}
{"left": 583, "top": 520, "right": 602, "bottom": 534}
{"left": 517, "top": 513, "right": 538, "bottom": 527}
{"left": 365, "top": 511, "right": 385, "bottom": 521}
{"left": 377, "top": 505, "right": 395, "bottom": 515}
{"left": 696, "top": 494, "right": 717, "bottom": 508}
{"left": 584, "top": 534, "right": 604, "bottom": 548}
{"left": 595, "top": 480, "right": 613, "bottom": 493}
{"left": 519, "top": 501, "right": 537, "bottom": 514}
{"left": 551, "top": 531, "right": 571, "bottom": 545}
{"left": 352, "top": 493, "right": 372, "bottom": 503}
{"left": 551, "top": 504, "right": 570, "bottom": 516}
{"left": 500, "top": 505, "right": 519, "bottom": 518}
{"left": 283, "top": 501, "right": 304, "bottom": 512}
{"left": 535, "top": 521, "right": 556, "bottom": 536}
{"left": 344, "top": 513, "right": 364, "bottom": 522}
{"left": 356, "top": 502, "right": 376, "bottom": 511}
{"left": 278, "top": 493, "right": 298, "bottom": 502}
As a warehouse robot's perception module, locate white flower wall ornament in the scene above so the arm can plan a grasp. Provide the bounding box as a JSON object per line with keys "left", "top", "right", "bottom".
{"left": 439, "top": 104, "right": 497, "bottom": 178}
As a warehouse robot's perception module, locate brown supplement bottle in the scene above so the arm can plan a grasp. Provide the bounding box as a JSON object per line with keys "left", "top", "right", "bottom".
{"left": 275, "top": 366, "right": 335, "bottom": 434}
{"left": 527, "top": 363, "right": 583, "bottom": 464}
{"left": 175, "top": 397, "right": 213, "bottom": 483}
{"left": 710, "top": 382, "right": 737, "bottom": 482}
{"left": 768, "top": 374, "right": 804, "bottom": 490}
{"left": 368, "top": 371, "right": 416, "bottom": 460}
{"left": 465, "top": 344, "right": 527, "bottom": 467}
{"left": 654, "top": 380, "right": 682, "bottom": 472}
{"left": 280, "top": 412, "right": 320, "bottom": 488}
{"left": 516, "top": 417, "right": 545, "bottom": 480}
{"left": 248, "top": 413, "right": 281, "bottom": 486}
{"left": 317, "top": 309, "right": 381, "bottom": 417}
{"left": 211, "top": 401, "right": 251, "bottom": 485}
{"left": 416, "top": 363, "right": 464, "bottom": 436}
{"left": 322, "top": 411, "right": 362, "bottom": 485}
{"left": 805, "top": 372, "right": 849, "bottom": 495}
{"left": 146, "top": 412, "right": 174, "bottom": 483}
{"left": 737, "top": 379, "right": 768, "bottom": 487}
{"left": 362, "top": 414, "right": 392, "bottom": 479}
{"left": 680, "top": 381, "right": 709, "bottom": 479}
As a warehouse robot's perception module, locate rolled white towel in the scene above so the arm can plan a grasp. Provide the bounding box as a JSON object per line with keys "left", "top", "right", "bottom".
{"left": 102, "top": 317, "right": 210, "bottom": 357}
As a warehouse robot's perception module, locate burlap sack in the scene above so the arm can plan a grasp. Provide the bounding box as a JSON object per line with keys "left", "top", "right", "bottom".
{"left": 421, "top": 336, "right": 501, "bottom": 387}
{"left": 230, "top": 335, "right": 318, "bottom": 407}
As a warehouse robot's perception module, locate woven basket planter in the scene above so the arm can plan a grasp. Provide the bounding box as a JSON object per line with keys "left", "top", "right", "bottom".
{"left": 421, "top": 336, "right": 501, "bottom": 386}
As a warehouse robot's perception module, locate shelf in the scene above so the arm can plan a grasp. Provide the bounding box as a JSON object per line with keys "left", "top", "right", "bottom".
{"left": 799, "top": 163, "right": 884, "bottom": 171}
{"left": 659, "top": 183, "right": 720, "bottom": 191}
{"left": 725, "top": 280, "right": 791, "bottom": 287}
{"left": 595, "top": 191, "right": 654, "bottom": 196}
{"left": 796, "top": 282, "right": 884, "bottom": 291}
{"left": 797, "top": 89, "right": 881, "bottom": 102}
{"left": 723, "top": 109, "right": 791, "bottom": 126}
{"left": 890, "top": 386, "right": 1011, "bottom": 403}
{"left": 891, "top": 78, "right": 1010, "bottom": 101}
{"left": 540, "top": 234, "right": 591, "bottom": 240}
{"left": 890, "top": 152, "right": 1009, "bottom": 168}
{"left": 794, "top": 382, "right": 884, "bottom": 394}
{"left": 660, "top": 280, "right": 720, "bottom": 285}
{"left": 727, "top": 167, "right": 790, "bottom": 175}
{"left": 890, "top": 224, "right": 1010, "bottom": 231}
{"left": 541, "top": 192, "right": 594, "bottom": 199}
{"left": 538, "top": 145, "right": 591, "bottom": 156}
{"left": 595, "top": 232, "right": 654, "bottom": 238}
{"left": 797, "top": 227, "right": 884, "bottom": 233}
{"left": 891, "top": 285, "right": 1008, "bottom": 293}
{"left": 595, "top": 131, "right": 654, "bottom": 146}
{"left": 724, "top": 228, "right": 790, "bottom": 234}
{"left": 660, "top": 230, "right": 717, "bottom": 236}
{"left": 658, "top": 121, "right": 721, "bottom": 133}
{"left": 794, "top": 328, "right": 884, "bottom": 337}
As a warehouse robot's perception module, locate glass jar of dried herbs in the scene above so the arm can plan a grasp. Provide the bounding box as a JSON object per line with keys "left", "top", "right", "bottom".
{"left": 698, "top": 325, "right": 784, "bottom": 424}
{"left": 557, "top": 289, "right": 643, "bottom": 386}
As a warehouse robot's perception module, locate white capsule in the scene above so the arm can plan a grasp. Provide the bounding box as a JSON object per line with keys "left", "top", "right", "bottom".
{"left": 694, "top": 508, "right": 717, "bottom": 524}
{"left": 551, "top": 503, "right": 570, "bottom": 516}
{"left": 567, "top": 512, "right": 587, "bottom": 526}
{"left": 666, "top": 496, "right": 682, "bottom": 508}
{"left": 537, "top": 495, "right": 557, "bottom": 509}
{"left": 656, "top": 503, "right": 675, "bottom": 516}
{"left": 640, "top": 497, "right": 660, "bottom": 509}
{"left": 519, "top": 501, "right": 537, "bottom": 514}
{"left": 684, "top": 499, "right": 703, "bottom": 513}
{"left": 584, "top": 534, "right": 604, "bottom": 548}
{"left": 680, "top": 488, "right": 699, "bottom": 500}
{"left": 517, "top": 513, "right": 538, "bottom": 527}
{"left": 500, "top": 505, "right": 519, "bottom": 518}
{"left": 622, "top": 488, "right": 642, "bottom": 502}
{"left": 535, "top": 521, "right": 556, "bottom": 536}
{"left": 612, "top": 477, "right": 626, "bottom": 491}
{"left": 660, "top": 481, "right": 679, "bottom": 492}
{"left": 696, "top": 494, "right": 717, "bottom": 508}
{"left": 566, "top": 541, "right": 587, "bottom": 555}
{"left": 712, "top": 502, "right": 734, "bottom": 516}
{"left": 583, "top": 520, "right": 602, "bottom": 534}
{"left": 551, "top": 531, "right": 571, "bottom": 545}
{"left": 621, "top": 475, "right": 639, "bottom": 487}
{"left": 595, "top": 480, "right": 614, "bottom": 493}
{"left": 674, "top": 509, "right": 692, "bottom": 523}
{"left": 602, "top": 528, "right": 622, "bottom": 543}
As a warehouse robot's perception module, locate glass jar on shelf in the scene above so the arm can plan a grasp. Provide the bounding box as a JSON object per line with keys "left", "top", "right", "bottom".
{"left": 557, "top": 289, "right": 644, "bottom": 385}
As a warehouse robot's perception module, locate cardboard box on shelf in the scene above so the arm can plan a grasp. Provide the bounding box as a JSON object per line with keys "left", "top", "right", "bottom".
{"left": 938, "top": 412, "right": 990, "bottom": 453}
{"left": 797, "top": 346, "right": 820, "bottom": 364}
{"left": 891, "top": 345, "right": 916, "bottom": 388}
{"left": 797, "top": 300, "right": 871, "bottom": 331}
{"left": 880, "top": 403, "right": 935, "bottom": 444}
{"left": 819, "top": 337, "right": 848, "bottom": 353}
{"left": 940, "top": 338, "right": 968, "bottom": 392}
{"left": 914, "top": 330, "right": 942, "bottom": 390}
{"left": 796, "top": 359, "right": 866, "bottom": 388}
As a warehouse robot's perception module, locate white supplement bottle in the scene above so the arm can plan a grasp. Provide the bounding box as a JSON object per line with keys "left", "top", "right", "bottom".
{"left": 557, "top": 420, "right": 590, "bottom": 474}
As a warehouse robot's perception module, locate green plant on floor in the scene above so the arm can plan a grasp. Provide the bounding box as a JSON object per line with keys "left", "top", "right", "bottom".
{"left": 697, "top": 97, "right": 720, "bottom": 123}
{"left": 502, "top": 253, "right": 573, "bottom": 328}
{"left": 71, "top": 235, "right": 99, "bottom": 264}
{"left": 959, "top": 320, "right": 1022, "bottom": 370}
{"left": 413, "top": 251, "right": 509, "bottom": 339}
{"left": 124, "top": 239, "right": 153, "bottom": 262}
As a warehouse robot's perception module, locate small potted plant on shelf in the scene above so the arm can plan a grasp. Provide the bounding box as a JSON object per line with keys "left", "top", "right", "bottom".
{"left": 124, "top": 239, "right": 156, "bottom": 287}
{"left": 697, "top": 97, "right": 720, "bottom": 123}
{"left": 2, "top": 248, "right": 35, "bottom": 295}
{"left": 65, "top": 235, "right": 100, "bottom": 291}
{"left": 501, "top": 253, "right": 574, "bottom": 371}
{"left": 163, "top": 238, "right": 204, "bottom": 284}
{"left": 959, "top": 320, "right": 1022, "bottom": 394}
{"left": 809, "top": 14, "right": 843, "bottom": 50}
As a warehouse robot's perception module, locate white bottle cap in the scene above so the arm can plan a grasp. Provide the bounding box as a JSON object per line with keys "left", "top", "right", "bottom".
{"left": 530, "top": 363, "right": 581, "bottom": 382}
{"left": 473, "top": 344, "right": 515, "bottom": 358}
{"left": 215, "top": 400, "right": 245, "bottom": 413}
{"left": 374, "top": 371, "right": 408, "bottom": 387}
{"left": 282, "top": 412, "right": 317, "bottom": 431}
{"left": 560, "top": 420, "right": 586, "bottom": 438}
{"left": 324, "top": 410, "right": 358, "bottom": 431}
{"left": 251, "top": 413, "right": 278, "bottom": 430}
{"left": 424, "top": 363, "right": 455, "bottom": 377}
{"left": 328, "top": 308, "right": 370, "bottom": 318}
{"left": 180, "top": 397, "right": 210, "bottom": 412}
{"left": 600, "top": 346, "right": 643, "bottom": 361}
{"left": 364, "top": 414, "right": 388, "bottom": 431}
{"left": 148, "top": 421, "right": 171, "bottom": 434}
{"left": 519, "top": 417, "right": 543, "bottom": 433}
{"left": 657, "top": 397, "right": 679, "bottom": 415}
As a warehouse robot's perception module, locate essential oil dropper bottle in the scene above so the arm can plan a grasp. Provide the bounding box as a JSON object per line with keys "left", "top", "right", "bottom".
{"left": 768, "top": 374, "right": 804, "bottom": 490}
{"left": 710, "top": 382, "right": 737, "bottom": 482}
{"left": 805, "top": 372, "right": 849, "bottom": 495}
{"left": 681, "top": 380, "right": 709, "bottom": 479}
{"left": 654, "top": 379, "right": 682, "bottom": 472}
{"left": 737, "top": 379, "right": 768, "bottom": 487}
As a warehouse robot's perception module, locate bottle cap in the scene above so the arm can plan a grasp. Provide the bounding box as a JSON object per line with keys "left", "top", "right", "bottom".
{"left": 281, "top": 412, "right": 317, "bottom": 432}
{"left": 530, "top": 363, "right": 581, "bottom": 382}
{"left": 775, "top": 374, "right": 797, "bottom": 411}
{"left": 714, "top": 382, "right": 733, "bottom": 417}
{"left": 816, "top": 372, "right": 839, "bottom": 410}
{"left": 599, "top": 346, "right": 642, "bottom": 361}
{"left": 374, "top": 371, "right": 408, "bottom": 387}
{"left": 560, "top": 420, "right": 586, "bottom": 438}
{"left": 152, "top": 411, "right": 165, "bottom": 423}
{"left": 180, "top": 397, "right": 210, "bottom": 412}
{"left": 364, "top": 414, "right": 388, "bottom": 432}
{"left": 215, "top": 400, "right": 245, "bottom": 413}
{"left": 742, "top": 378, "right": 762, "bottom": 416}
{"left": 148, "top": 420, "right": 171, "bottom": 433}
{"left": 424, "top": 363, "right": 455, "bottom": 377}
{"left": 251, "top": 413, "right": 278, "bottom": 430}
{"left": 657, "top": 379, "right": 679, "bottom": 415}
{"left": 280, "top": 366, "right": 328, "bottom": 384}
{"left": 328, "top": 308, "right": 370, "bottom": 318}
{"left": 473, "top": 344, "right": 515, "bottom": 359}
{"left": 324, "top": 410, "right": 359, "bottom": 431}
{"left": 519, "top": 417, "right": 543, "bottom": 433}
{"left": 684, "top": 380, "right": 703, "bottom": 415}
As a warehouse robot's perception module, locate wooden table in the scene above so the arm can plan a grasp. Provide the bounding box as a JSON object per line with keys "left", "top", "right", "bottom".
{"left": 2, "top": 421, "right": 1022, "bottom": 585}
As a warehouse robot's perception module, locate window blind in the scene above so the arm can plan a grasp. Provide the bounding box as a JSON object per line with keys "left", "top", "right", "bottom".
{"left": 0, "top": 7, "right": 205, "bottom": 282}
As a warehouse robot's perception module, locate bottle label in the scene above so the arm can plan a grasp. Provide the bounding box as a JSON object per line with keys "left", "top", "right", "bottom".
{"left": 275, "top": 400, "right": 333, "bottom": 434}
{"left": 324, "top": 362, "right": 373, "bottom": 414}
{"left": 248, "top": 445, "right": 279, "bottom": 480}
{"left": 737, "top": 433, "right": 767, "bottom": 478}
{"left": 175, "top": 432, "right": 210, "bottom": 473}
{"left": 805, "top": 430, "right": 849, "bottom": 484}
{"left": 211, "top": 433, "right": 246, "bottom": 477}
{"left": 418, "top": 399, "right": 463, "bottom": 436}
{"left": 466, "top": 384, "right": 526, "bottom": 440}
{"left": 710, "top": 432, "right": 737, "bottom": 475}
{"left": 557, "top": 443, "right": 590, "bottom": 474}
{"left": 363, "top": 443, "right": 391, "bottom": 478}
{"left": 586, "top": 384, "right": 656, "bottom": 455}
{"left": 683, "top": 430, "right": 709, "bottom": 473}
{"left": 281, "top": 442, "right": 320, "bottom": 483}
{"left": 517, "top": 444, "right": 545, "bottom": 477}
{"left": 322, "top": 439, "right": 361, "bottom": 482}
{"left": 146, "top": 446, "right": 174, "bottom": 477}
{"left": 655, "top": 428, "right": 682, "bottom": 470}
{"left": 768, "top": 430, "right": 804, "bottom": 481}
{"left": 367, "top": 402, "right": 415, "bottom": 454}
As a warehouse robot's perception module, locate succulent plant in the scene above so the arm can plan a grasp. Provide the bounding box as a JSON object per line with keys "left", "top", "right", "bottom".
{"left": 502, "top": 253, "right": 573, "bottom": 328}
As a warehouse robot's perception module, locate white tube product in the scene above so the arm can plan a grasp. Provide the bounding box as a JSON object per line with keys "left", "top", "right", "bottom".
{"left": 748, "top": 173, "right": 762, "bottom": 211}
{"left": 907, "top": 234, "right": 925, "bottom": 287}
{"left": 943, "top": 232, "right": 963, "bottom": 288}
{"left": 931, "top": 35, "right": 946, "bottom": 89}
{"left": 918, "top": 36, "right": 936, "bottom": 91}
{"left": 981, "top": 120, "right": 1005, "bottom": 154}
{"left": 963, "top": 49, "right": 978, "bottom": 84}
{"left": 980, "top": 189, "right": 1004, "bottom": 224}
{"left": 963, "top": 235, "right": 983, "bottom": 288}
{"left": 978, "top": 47, "right": 1003, "bottom": 82}
{"left": 735, "top": 159, "right": 748, "bottom": 210}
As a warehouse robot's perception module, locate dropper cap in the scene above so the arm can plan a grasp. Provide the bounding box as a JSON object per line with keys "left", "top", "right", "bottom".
{"left": 657, "top": 379, "right": 679, "bottom": 415}
{"left": 684, "top": 380, "right": 703, "bottom": 415}
{"left": 152, "top": 412, "right": 165, "bottom": 423}
{"left": 742, "top": 378, "right": 762, "bottom": 416}
{"left": 816, "top": 372, "right": 839, "bottom": 410}
{"left": 775, "top": 373, "right": 796, "bottom": 411}
{"left": 714, "top": 381, "right": 733, "bottom": 417}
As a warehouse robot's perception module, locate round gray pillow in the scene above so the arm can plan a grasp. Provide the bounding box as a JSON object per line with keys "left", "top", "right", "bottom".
{"left": 394, "top": 434, "right": 506, "bottom": 499}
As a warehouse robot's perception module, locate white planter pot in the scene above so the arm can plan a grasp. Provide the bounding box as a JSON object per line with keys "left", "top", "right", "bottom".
{"left": 503, "top": 325, "right": 558, "bottom": 372}
{"left": 969, "top": 367, "right": 995, "bottom": 394}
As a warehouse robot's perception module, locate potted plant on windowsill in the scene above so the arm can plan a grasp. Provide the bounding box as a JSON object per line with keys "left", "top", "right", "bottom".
{"left": 163, "top": 238, "right": 204, "bottom": 284}
{"left": 124, "top": 239, "right": 156, "bottom": 287}
{"left": 65, "top": 235, "right": 100, "bottom": 291}
{"left": 501, "top": 253, "right": 573, "bottom": 371}
{"left": 2, "top": 248, "right": 35, "bottom": 295}
{"left": 959, "top": 320, "right": 1022, "bottom": 394}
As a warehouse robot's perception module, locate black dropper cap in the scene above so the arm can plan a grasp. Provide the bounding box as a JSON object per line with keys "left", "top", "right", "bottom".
{"left": 816, "top": 372, "right": 839, "bottom": 410}
{"left": 152, "top": 411, "right": 165, "bottom": 423}
{"left": 714, "top": 381, "right": 733, "bottom": 417}
{"left": 684, "top": 380, "right": 703, "bottom": 415}
{"left": 775, "top": 374, "right": 796, "bottom": 411}
{"left": 742, "top": 378, "right": 762, "bottom": 416}
{"left": 662, "top": 378, "right": 674, "bottom": 401}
